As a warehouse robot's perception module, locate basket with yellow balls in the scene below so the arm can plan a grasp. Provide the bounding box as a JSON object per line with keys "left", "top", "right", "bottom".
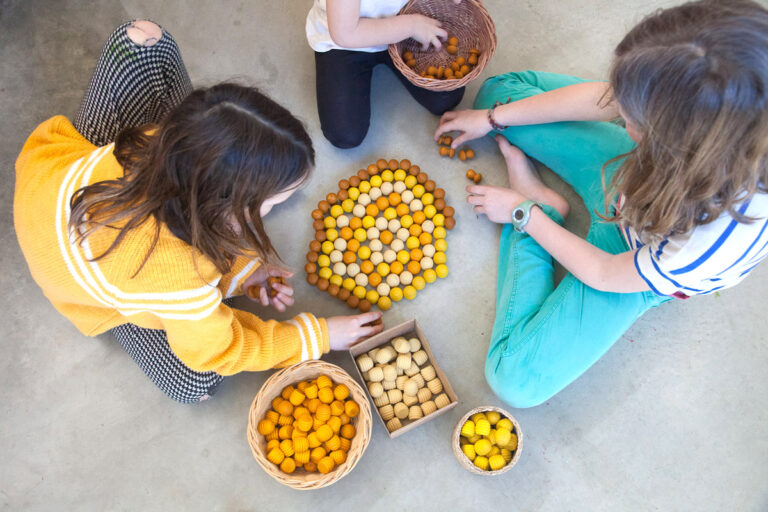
{"left": 452, "top": 406, "right": 522, "bottom": 475}
{"left": 247, "top": 360, "right": 373, "bottom": 490}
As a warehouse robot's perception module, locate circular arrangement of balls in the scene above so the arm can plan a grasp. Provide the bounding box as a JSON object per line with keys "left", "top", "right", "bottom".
{"left": 306, "top": 159, "right": 456, "bottom": 312}
{"left": 355, "top": 334, "right": 452, "bottom": 433}
{"left": 257, "top": 375, "right": 361, "bottom": 475}
{"left": 458, "top": 410, "right": 519, "bottom": 472}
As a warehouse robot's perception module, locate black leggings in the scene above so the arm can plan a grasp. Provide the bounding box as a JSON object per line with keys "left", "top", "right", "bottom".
{"left": 314, "top": 49, "right": 465, "bottom": 148}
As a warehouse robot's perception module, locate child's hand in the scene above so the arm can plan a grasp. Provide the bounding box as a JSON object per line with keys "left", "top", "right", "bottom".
{"left": 404, "top": 14, "right": 448, "bottom": 50}
{"left": 327, "top": 312, "right": 384, "bottom": 350}
{"left": 466, "top": 185, "right": 527, "bottom": 224}
{"left": 434, "top": 109, "right": 492, "bottom": 148}
{"left": 242, "top": 265, "right": 295, "bottom": 312}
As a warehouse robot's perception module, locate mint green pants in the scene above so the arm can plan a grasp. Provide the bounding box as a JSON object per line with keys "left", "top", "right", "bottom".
{"left": 474, "top": 71, "right": 670, "bottom": 408}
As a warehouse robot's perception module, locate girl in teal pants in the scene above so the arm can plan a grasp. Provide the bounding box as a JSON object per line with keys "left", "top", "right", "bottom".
{"left": 434, "top": 0, "right": 768, "bottom": 408}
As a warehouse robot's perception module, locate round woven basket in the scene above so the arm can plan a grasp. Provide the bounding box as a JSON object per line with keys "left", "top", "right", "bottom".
{"left": 452, "top": 405, "right": 523, "bottom": 475}
{"left": 247, "top": 360, "right": 373, "bottom": 490}
{"left": 389, "top": 0, "right": 497, "bottom": 91}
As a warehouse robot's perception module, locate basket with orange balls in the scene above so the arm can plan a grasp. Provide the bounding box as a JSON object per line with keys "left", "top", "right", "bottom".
{"left": 247, "top": 360, "right": 372, "bottom": 490}
{"left": 452, "top": 406, "right": 522, "bottom": 475}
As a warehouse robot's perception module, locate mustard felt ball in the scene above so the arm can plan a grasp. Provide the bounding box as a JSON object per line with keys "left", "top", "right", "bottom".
{"left": 475, "top": 419, "right": 491, "bottom": 436}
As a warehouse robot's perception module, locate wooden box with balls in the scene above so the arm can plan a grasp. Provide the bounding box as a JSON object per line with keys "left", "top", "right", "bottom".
{"left": 349, "top": 319, "right": 458, "bottom": 439}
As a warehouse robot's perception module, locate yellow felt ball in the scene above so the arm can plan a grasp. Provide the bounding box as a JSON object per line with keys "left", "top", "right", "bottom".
{"left": 474, "top": 438, "right": 492, "bottom": 456}
{"left": 495, "top": 428, "right": 512, "bottom": 447}
{"left": 471, "top": 412, "right": 486, "bottom": 423}
{"left": 358, "top": 246, "right": 371, "bottom": 260}
{"left": 317, "top": 254, "right": 331, "bottom": 268}
{"left": 435, "top": 264, "right": 449, "bottom": 279}
{"left": 348, "top": 187, "right": 360, "bottom": 201}
{"left": 422, "top": 193, "right": 435, "bottom": 206}
{"left": 489, "top": 454, "right": 506, "bottom": 471}
{"left": 318, "top": 387, "right": 334, "bottom": 404}
{"left": 318, "top": 267, "right": 332, "bottom": 280}
{"left": 434, "top": 239, "right": 447, "bottom": 252}
{"left": 376, "top": 262, "right": 390, "bottom": 277}
{"left": 391, "top": 169, "right": 404, "bottom": 182}
{"left": 316, "top": 424, "right": 333, "bottom": 443}
{"left": 403, "top": 285, "right": 417, "bottom": 300}
{"left": 365, "top": 289, "right": 380, "bottom": 305}
{"left": 296, "top": 415, "right": 313, "bottom": 433}
{"left": 384, "top": 207, "right": 397, "bottom": 220}
{"left": 329, "top": 274, "right": 343, "bottom": 287}
{"left": 378, "top": 296, "right": 392, "bottom": 311}
{"left": 474, "top": 456, "right": 489, "bottom": 471}
{"left": 475, "top": 419, "right": 491, "bottom": 436}
{"left": 406, "top": 236, "right": 420, "bottom": 250}
{"left": 462, "top": 444, "right": 476, "bottom": 461}
{"left": 326, "top": 229, "right": 339, "bottom": 242}
{"left": 321, "top": 241, "right": 334, "bottom": 254}
{"left": 370, "top": 175, "right": 383, "bottom": 187}
{"left": 412, "top": 276, "right": 426, "bottom": 290}
{"left": 404, "top": 175, "right": 417, "bottom": 189}
{"left": 342, "top": 278, "right": 356, "bottom": 291}
{"left": 323, "top": 216, "right": 336, "bottom": 229}
{"left": 257, "top": 419, "right": 275, "bottom": 436}
{"left": 412, "top": 184, "right": 425, "bottom": 198}
{"left": 289, "top": 389, "right": 306, "bottom": 406}
{"left": 317, "top": 456, "right": 335, "bottom": 474}
{"left": 433, "top": 227, "right": 447, "bottom": 239}
{"left": 396, "top": 250, "right": 410, "bottom": 265}
{"left": 500, "top": 448, "right": 512, "bottom": 463}
{"left": 381, "top": 170, "right": 394, "bottom": 182}
{"left": 433, "top": 251, "right": 447, "bottom": 265}
{"left": 423, "top": 269, "right": 437, "bottom": 283}
{"left": 307, "top": 432, "right": 321, "bottom": 449}
{"left": 433, "top": 213, "right": 446, "bottom": 227}
{"left": 423, "top": 205, "right": 436, "bottom": 219}
{"left": 389, "top": 287, "right": 403, "bottom": 302}
{"left": 400, "top": 215, "right": 414, "bottom": 229}
{"left": 486, "top": 411, "right": 501, "bottom": 425}
{"left": 505, "top": 434, "right": 518, "bottom": 451}
{"left": 342, "top": 199, "right": 355, "bottom": 213}
{"left": 489, "top": 446, "right": 500, "bottom": 457}
{"left": 460, "top": 420, "right": 475, "bottom": 437}
{"left": 280, "top": 439, "right": 295, "bottom": 457}
{"left": 330, "top": 204, "right": 343, "bottom": 218}
{"left": 354, "top": 228, "right": 367, "bottom": 243}
{"left": 496, "top": 418, "right": 513, "bottom": 431}
{"left": 352, "top": 285, "right": 367, "bottom": 299}
{"left": 310, "top": 446, "right": 327, "bottom": 463}
{"left": 362, "top": 216, "right": 375, "bottom": 229}
{"left": 358, "top": 181, "right": 371, "bottom": 193}
{"left": 267, "top": 447, "right": 285, "bottom": 465}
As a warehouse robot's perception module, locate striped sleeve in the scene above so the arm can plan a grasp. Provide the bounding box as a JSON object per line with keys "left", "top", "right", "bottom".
{"left": 219, "top": 255, "right": 261, "bottom": 298}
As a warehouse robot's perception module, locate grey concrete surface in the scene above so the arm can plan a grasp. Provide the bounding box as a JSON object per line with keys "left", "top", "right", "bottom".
{"left": 2, "top": 1, "right": 767, "bottom": 510}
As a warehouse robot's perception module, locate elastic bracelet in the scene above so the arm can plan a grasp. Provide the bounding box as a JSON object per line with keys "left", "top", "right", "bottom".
{"left": 487, "top": 101, "right": 507, "bottom": 131}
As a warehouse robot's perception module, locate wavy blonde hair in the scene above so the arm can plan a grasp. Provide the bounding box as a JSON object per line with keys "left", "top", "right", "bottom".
{"left": 602, "top": 0, "right": 768, "bottom": 236}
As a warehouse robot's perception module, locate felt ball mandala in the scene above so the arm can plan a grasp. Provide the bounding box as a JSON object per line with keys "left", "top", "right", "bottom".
{"left": 305, "top": 159, "right": 455, "bottom": 312}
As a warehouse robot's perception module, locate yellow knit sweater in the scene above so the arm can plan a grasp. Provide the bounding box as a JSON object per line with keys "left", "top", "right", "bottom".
{"left": 14, "top": 116, "right": 329, "bottom": 375}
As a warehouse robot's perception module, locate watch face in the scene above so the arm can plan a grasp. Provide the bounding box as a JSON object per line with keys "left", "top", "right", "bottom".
{"left": 514, "top": 209, "right": 525, "bottom": 221}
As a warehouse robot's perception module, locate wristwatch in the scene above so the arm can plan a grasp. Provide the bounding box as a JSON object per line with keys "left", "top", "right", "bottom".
{"left": 511, "top": 200, "right": 542, "bottom": 233}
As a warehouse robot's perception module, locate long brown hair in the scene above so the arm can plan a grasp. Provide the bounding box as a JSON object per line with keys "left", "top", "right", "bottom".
{"left": 69, "top": 83, "right": 314, "bottom": 274}
{"left": 602, "top": 0, "right": 768, "bottom": 236}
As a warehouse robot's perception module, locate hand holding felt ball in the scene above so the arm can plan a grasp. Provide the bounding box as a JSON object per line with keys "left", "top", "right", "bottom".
{"left": 244, "top": 265, "right": 294, "bottom": 312}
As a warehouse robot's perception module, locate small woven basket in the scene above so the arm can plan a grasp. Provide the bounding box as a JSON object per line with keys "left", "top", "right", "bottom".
{"left": 247, "top": 360, "right": 373, "bottom": 490}
{"left": 452, "top": 406, "right": 523, "bottom": 475}
{"left": 389, "top": 0, "right": 497, "bottom": 91}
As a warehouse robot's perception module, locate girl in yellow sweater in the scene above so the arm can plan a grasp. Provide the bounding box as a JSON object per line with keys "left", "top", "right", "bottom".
{"left": 14, "top": 20, "right": 382, "bottom": 403}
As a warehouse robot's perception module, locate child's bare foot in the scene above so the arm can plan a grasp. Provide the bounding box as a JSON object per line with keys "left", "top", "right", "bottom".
{"left": 496, "top": 135, "right": 570, "bottom": 219}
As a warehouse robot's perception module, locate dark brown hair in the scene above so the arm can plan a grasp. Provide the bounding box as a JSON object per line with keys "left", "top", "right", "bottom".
{"left": 603, "top": 0, "right": 768, "bottom": 236}
{"left": 69, "top": 83, "right": 314, "bottom": 274}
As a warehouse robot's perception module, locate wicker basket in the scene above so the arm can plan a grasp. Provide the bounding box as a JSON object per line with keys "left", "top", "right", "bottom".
{"left": 247, "top": 360, "right": 373, "bottom": 490}
{"left": 452, "top": 406, "right": 522, "bottom": 475}
{"left": 389, "top": 0, "right": 497, "bottom": 91}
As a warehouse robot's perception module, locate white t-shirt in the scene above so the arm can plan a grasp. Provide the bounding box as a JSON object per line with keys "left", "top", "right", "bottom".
{"left": 306, "top": 0, "right": 409, "bottom": 53}
{"left": 619, "top": 192, "right": 768, "bottom": 297}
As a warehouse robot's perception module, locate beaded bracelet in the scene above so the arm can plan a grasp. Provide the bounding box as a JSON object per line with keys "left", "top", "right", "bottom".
{"left": 487, "top": 101, "right": 507, "bottom": 131}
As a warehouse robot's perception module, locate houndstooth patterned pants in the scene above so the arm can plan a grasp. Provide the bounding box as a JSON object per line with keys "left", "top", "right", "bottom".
{"left": 74, "top": 21, "right": 223, "bottom": 403}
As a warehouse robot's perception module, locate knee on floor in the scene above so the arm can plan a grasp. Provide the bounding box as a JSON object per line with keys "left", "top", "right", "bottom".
{"left": 322, "top": 125, "right": 368, "bottom": 149}
{"left": 126, "top": 20, "right": 163, "bottom": 47}
{"left": 484, "top": 361, "right": 552, "bottom": 409}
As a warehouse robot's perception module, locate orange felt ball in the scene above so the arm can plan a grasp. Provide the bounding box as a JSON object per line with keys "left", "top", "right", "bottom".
{"left": 366, "top": 204, "right": 379, "bottom": 217}
{"left": 380, "top": 230, "right": 394, "bottom": 245}
{"left": 388, "top": 193, "right": 402, "bottom": 206}
{"left": 369, "top": 273, "right": 382, "bottom": 287}
{"left": 396, "top": 203, "right": 410, "bottom": 217}
{"left": 376, "top": 196, "right": 389, "bottom": 211}
{"left": 407, "top": 261, "right": 422, "bottom": 275}
{"left": 343, "top": 251, "right": 357, "bottom": 264}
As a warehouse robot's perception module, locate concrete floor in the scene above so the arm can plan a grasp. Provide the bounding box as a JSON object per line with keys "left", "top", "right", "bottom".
{"left": 2, "top": 0, "right": 767, "bottom": 510}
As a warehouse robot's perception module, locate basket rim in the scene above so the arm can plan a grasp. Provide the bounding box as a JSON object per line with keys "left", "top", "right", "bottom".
{"left": 247, "top": 360, "right": 373, "bottom": 490}
{"left": 452, "top": 405, "right": 523, "bottom": 475}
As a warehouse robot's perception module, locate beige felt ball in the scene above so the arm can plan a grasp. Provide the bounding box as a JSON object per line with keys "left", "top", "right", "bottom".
{"left": 370, "top": 252, "right": 384, "bottom": 265}
{"left": 392, "top": 337, "right": 410, "bottom": 353}
{"left": 380, "top": 181, "right": 394, "bottom": 196}
{"left": 404, "top": 379, "right": 419, "bottom": 396}
{"left": 358, "top": 193, "right": 371, "bottom": 206}
{"left": 356, "top": 354, "right": 373, "bottom": 373}
{"left": 375, "top": 217, "right": 388, "bottom": 231}
{"left": 422, "top": 244, "right": 436, "bottom": 258}
{"left": 396, "top": 375, "right": 408, "bottom": 390}
{"left": 410, "top": 374, "right": 425, "bottom": 388}
{"left": 408, "top": 405, "right": 423, "bottom": 421}
{"left": 367, "top": 227, "right": 380, "bottom": 240}
{"left": 393, "top": 181, "right": 406, "bottom": 194}
{"left": 379, "top": 404, "right": 394, "bottom": 421}
{"left": 420, "top": 257, "right": 434, "bottom": 270}
{"left": 369, "top": 187, "right": 382, "bottom": 200}
{"left": 353, "top": 204, "right": 366, "bottom": 217}
{"left": 396, "top": 352, "right": 412, "bottom": 370}
{"left": 434, "top": 393, "right": 451, "bottom": 409}
{"left": 422, "top": 220, "right": 435, "bottom": 233}
{"left": 420, "top": 365, "right": 436, "bottom": 381}
{"left": 390, "top": 239, "right": 405, "bottom": 252}
{"left": 399, "top": 271, "right": 413, "bottom": 286}
{"left": 332, "top": 262, "right": 347, "bottom": 276}
{"left": 386, "top": 417, "right": 402, "bottom": 432}
{"left": 375, "top": 346, "right": 396, "bottom": 364}
{"left": 382, "top": 379, "right": 396, "bottom": 390}
{"left": 417, "top": 387, "right": 432, "bottom": 403}
{"left": 427, "top": 378, "right": 443, "bottom": 394}
{"left": 388, "top": 218, "right": 401, "bottom": 232}
{"left": 396, "top": 228, "right": 410, "bottom": 241}
{"left": 401, "top": 190, "right": 415, "bottom": 204}
{"left": 409, "top": 199, "right": 423, "bottom": 211}
{"left": 347, "top": 263, "right": 361, "bottom": 277}
{"left": 413, "top": 350, "right": 428, "bottom": 366}
{"left": 421, "top": 400, "right": 437, "bottom": 415}
{"left": 382, "top": 364, "right": 397, "bottom": 382}
{"left": 334, "top": 238, "right": 347, "bottom": 251}
{"left": 405, "top": 361, "right": 420, "bottom": 376}
{"left": 403, "top": 393, "right": 418, "bottom": 406}
{"left": 368, "top": 366, "right": 384, "bottom": 382}
{"left": 369, "top": 239, "right": 383, "bottom": 252}
{"left": 383, "top": 249, "right": 397, "bottom": 263}
{"left": 368, "top": 382, "right": 384, "bottom": 398}
{"left": 330, "top": 250, "right": 343, "bottom": 264}
{"left": 354, "top": 273, "right": 368, "bottom": 287}
{"left": 373, "top": 393, "right": 389, "bottom": 407}
{"left": 372, "top": 282, "right": 388, "bottom": 297}
{"left": 336, "top": 215, "right": 350, "bottom": 228}
{"left": 393, "top": 402, "right": 409, "bottom": 420}
{"left": 409, "top": 337, "right": 421, "bottom": 352}
{"left": 368, "top": 348, "right": 379, "bottom": 360}
{"left": 386, "top": 273, "right": 400, "bottom": 288}
{"left": 387, "top": 389, "right": 402, "bottom": 404}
